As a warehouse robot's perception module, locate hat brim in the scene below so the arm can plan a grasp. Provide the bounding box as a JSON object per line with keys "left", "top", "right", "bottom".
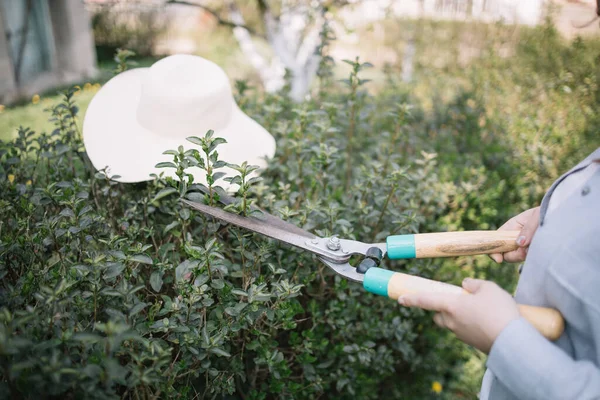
{"left": 83, "top": 68, "right": 276, "bottom": 188}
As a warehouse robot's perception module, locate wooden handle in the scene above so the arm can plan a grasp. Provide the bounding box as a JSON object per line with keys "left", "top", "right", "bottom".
{"left": 415, "top": 230, "right": 521, "bottom": 258}
{"left": 363, "top": 268, "right": 564, "bottom": 341}
{"left": 386, "top": 230, "right": 521, "bottom": 259}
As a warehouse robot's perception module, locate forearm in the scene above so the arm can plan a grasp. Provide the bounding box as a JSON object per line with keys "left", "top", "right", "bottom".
{"left": 487, "top": 318, "right": 600, "bottom": 399}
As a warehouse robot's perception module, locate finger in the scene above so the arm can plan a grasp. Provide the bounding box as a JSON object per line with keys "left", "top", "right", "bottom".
{"left": 398, "top": 292, "right": 457, "bottom": 312}
{"left": 462, "top": 277, "right": 486, "bottom": 293}
{"left": 489, "top": 252, "right": 503, "bottom": 264}
{"left": 502, "top": 247, "right": 528, "bottom": 263}
{"left": 497, "top": 217, "right": 524, "bottom": 231}
{"left": 433, "top": 312, "right": 446, "bottom": 328}
{"left": 497, "top": 209, "right": 530, "bottom": 231}
{"left": 498, "top": 207, "right": 539, "bottom": 233}
{"left": 517, "top": 207, "right": 540, "bottom": 248}
{"left": 491, "top": 209, "right": 535, "bottom": 264}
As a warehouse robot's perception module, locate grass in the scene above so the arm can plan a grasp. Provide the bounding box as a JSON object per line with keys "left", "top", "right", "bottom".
{"left": 0, "top": 57, "right": 159, "bottom": 142}
{"left": 0, "top": 90, "right": 96, "bottom": 142}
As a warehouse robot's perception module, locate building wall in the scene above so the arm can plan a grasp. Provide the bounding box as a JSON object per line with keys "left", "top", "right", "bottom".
{"left": 0, "top": 0, "right": 97, "bottom": 104}
{"left": 49, "top": 0, "right": 97, "bottom": 79}
{"left": 0, "top": 11, "right": 17, "bottom": 99}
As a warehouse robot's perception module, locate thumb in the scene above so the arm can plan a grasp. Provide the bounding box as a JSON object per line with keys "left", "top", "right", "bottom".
{"left": 462, "top": 278, "right": 485, "bottom": 293}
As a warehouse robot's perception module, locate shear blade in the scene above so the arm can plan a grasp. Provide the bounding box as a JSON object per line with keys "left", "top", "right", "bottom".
{"left": 182, "top": 199, "right": 338, "bottom": 259}
{"left": 191, "top": 186, "right": 316, "bottom": 239}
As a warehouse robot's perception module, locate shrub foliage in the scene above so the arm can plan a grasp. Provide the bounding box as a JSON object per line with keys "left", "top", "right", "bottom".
{"left": 1, "top": 21, "right": 599, "bottom": 399}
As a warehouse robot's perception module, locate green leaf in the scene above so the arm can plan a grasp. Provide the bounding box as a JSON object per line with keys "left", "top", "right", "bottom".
{"left": 72, "top": 264, "right": 91, "bottom": 276}
{"left": 212, "top": 172, "right": 227, "bottom": 181}
{"left": 210, "top": 279, "right": 225, "bottom": 290}
{"left": 202, "top": 324, "right": 210, "bottom": 345}
{"left": 78, "top": 205, "right": 93, "bottom": 217}
{"left": 209, "top": 347, "right": 231, "bottom": 357}
{"left": 109, "top": 251, "right": 126, "bottom": 260}
{"left": 185, "top": 192, "right": 204, "bottom": 203}
{"left": 150, "top": 271, "right": 163, "bottom": 292}
{"left": 246, "top": 177, "right": 262, "bottom": 186}
{"left": 130, "top": 254, "right": 153, "bottom": 265}
{"left": 72, "top": 333, "right": 102, "bottom": 343}
{"left": 164, "top": 220, "right": 180, "bottom": 234}
{"left": 224, "top": 175, "right": 242, "bottom": 185}
{"left": 225, "top": 303, "right": 247, "bottom": 316}
{"left": 176, "top": 260, "right": 199, "bottom": 282}
{"left": 100, "top": 288, "right": 122, "bottom": 297}
{"left": 60, "top": 208, "right": 75, "bottom": 218}
{"left": 155, "top": 162, "right": 177, "bottom": 169}
{"left": 179, "top": 180, "right": 188, "bottom": 196}
{"left": 129, "top": 302, "right": 148, "bottom": 317}
{"left": 208, "top": 138, "right": 227, "bottom": 153}
{"left": 152, "top": 187, "right": 178, "bottom": 202}
{"left": 103, "top": 262, "right": 125, "bottom": 280}
{"left": 186, "top": 136, "right": 203, "bottom": 146}
{"left": 205, "top": 237, "right": 217, "bottom": 250}
{"left": 179, "top": 207, "right": 190, "bottom": 221}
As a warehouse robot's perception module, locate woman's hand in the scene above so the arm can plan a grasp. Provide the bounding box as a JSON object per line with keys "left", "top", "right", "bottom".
{"left": 398, "top": 278, "right": 520, "bottom": 353}
{"left": 490, "top": 206, "right": 540, "bottom": 263}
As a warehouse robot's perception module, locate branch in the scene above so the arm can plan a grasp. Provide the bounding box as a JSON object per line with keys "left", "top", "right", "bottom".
{"left": 296, "top": 11, "right": 324, "bottom": 69}
{"left": 256, "top": 0, "right": 278, "bottom": 43}
{"left": 571, "top": 16, "right": 599, "bottom": 29}
{"left": 227, "top": 1, "right": 284, "bottom": 92}
{"left": 256, "top": 0, "right": 270, "bottom": 15}
{"left": 165, "top": 0, "right": 265, "bottom": 38}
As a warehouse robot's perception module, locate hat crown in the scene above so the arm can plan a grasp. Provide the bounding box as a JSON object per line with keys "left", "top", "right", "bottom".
{"left": 136, "top": 55, "right": 233, "bottom": 137}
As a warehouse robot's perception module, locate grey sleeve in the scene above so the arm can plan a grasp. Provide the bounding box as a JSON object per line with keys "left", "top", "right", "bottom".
{"left": 487, "top": 318, "right": 600, "bottom": 399}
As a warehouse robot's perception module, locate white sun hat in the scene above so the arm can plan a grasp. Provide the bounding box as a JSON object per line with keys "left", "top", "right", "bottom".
{"left": 83, "top": 54, "right": 276, "bottom": 189}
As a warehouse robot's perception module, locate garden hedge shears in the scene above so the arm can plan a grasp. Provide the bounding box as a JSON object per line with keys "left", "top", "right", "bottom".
{"left": 182, "top": 197, "right": 564, "bottom": 341}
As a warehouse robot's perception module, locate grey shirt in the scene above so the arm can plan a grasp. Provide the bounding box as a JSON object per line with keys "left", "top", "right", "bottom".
{"left": 481, "top": 147, "right": 600, "bottom": 400}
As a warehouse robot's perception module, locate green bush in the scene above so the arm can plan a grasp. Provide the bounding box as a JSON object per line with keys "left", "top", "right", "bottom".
{"left": 1, "top": 20, "right": 600, "bottom": 399}
{"left": 90, "top": 2, "right": 168, "bottom": 61}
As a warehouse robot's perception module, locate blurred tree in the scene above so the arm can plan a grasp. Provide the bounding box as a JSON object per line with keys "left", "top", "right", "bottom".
{"left": 166, "top": 0, "right": 352, "bottom": 101}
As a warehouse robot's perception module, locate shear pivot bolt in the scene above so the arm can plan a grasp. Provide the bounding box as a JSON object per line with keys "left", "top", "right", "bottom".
{"left": 311, "top": 239, "right": 319, "bottom": 244}
{"left": 326, "top": 236, "right": 341, "bottom": 251}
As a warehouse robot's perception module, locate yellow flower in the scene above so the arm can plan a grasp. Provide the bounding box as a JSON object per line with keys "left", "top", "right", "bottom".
{"left": 32, "top": 94, "right": 40, "bottom": 104}
{"left": 432, "top": 381, "right": 443, "bottom": 394}
{"left": 8, "top": 174, "right": 15, "bottom": 184}
{"left": 84, "top": 82, "right": 92, "bottom": 91}
{"left": 74, "top": 85, "right": 81, "bottom": 95}
{"left": 26, "top": 179, "right": 32, "bottom": 186}
{"left": 0, "top": 104, "right": 4, "bottom": 113}
{"left": 93, "top": 83, "right": 101, "bottom": 91}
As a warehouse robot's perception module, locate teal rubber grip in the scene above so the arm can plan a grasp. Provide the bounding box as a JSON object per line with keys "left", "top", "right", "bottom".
{"left": 386, "top": 234, "right": 416, "bottom": 259}
{"left": 363, "top": 267, "right": 395, "bottom": 297}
